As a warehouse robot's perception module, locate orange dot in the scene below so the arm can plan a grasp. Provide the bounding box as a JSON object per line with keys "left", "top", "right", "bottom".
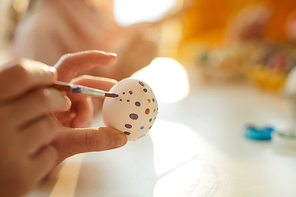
{"left": 145, "top": 108, "right": 150, "bottom": 115}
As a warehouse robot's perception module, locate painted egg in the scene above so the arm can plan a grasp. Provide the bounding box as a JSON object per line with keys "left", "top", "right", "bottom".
{"left": 102, "top": 78, "right": 158, "bottom": 141}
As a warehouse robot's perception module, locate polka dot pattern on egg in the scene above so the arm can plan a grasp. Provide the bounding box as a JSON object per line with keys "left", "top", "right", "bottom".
{"left": 102, "top": 78, "right": 158, "bottom": 141}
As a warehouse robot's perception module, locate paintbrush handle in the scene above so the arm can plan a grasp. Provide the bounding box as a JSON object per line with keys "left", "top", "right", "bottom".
{"left": 50, "top": 81, "right": 118, "bottom": 98}
{"left": 50, "top": 81, "right": 72, "bottom": 91}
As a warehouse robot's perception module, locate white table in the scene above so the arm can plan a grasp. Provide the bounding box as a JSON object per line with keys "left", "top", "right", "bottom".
{"left": 27, "top": 64, "right": 296, "bottom": 197}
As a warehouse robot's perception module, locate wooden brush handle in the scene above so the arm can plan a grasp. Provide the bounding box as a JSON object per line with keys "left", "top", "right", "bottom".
{"left": 50, "top": 82, "right": 71, "bottom": 91}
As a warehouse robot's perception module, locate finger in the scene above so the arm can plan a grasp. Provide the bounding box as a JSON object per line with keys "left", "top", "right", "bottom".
{"left": 71, "top": 75, "right": 117, "bottom": 113}
{"left": 70, "top": 75, "right": 117, "bottom": 115}
{"left": 70, "top": 75, "right": 117, "bottom": 91}
{"left": 55, "top": 111, "right": 76, "bottom": 127}
{"left": 21, "top": 115, "right": 57, "bottom": 154}
{"left": 30, "top": 145, "right": 58, "bottom": 181}
{"left": 70, "top": 97, "right": 93, "bottom": 128}
{"left": 54, "top": 51, "right": 117, "bottom": 82}
{"left": 52, "top": 127, "right": 127, "bottom": 164}
{"left": 0, "top": 58, "right": 57, "bottom": 102}
{"left": 1, "top": 88, "right": 70, "bottom": 129}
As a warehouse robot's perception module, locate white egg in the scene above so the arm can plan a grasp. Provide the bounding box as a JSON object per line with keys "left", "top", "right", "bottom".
{"left": 102, "top": 78, "right": 158, "bottom": 141}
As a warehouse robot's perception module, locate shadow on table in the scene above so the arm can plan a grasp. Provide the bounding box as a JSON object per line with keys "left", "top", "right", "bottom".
{"left": 74, "top": 134, "right": 157, "bottom": 197}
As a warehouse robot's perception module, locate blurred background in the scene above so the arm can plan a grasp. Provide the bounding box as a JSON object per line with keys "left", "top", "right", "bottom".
{"left": 2, "top": 1, "right": 296, "bottom": 196}
{"left": 0, "top": 0, "right": 296, "bottom": 94}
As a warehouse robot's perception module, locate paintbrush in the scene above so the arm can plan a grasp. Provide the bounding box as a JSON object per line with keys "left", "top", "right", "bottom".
{"left": 51, "top": 81, "right": 118, "bottom": 98}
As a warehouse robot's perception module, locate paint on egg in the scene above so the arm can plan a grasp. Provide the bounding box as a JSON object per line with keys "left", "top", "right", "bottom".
{"left": 102, "top": 78, "right": 158, "bottom": 141}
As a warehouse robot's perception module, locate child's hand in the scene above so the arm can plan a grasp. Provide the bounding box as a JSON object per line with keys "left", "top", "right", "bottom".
{"left": 52, "top": 51, "right": 127, "bottom": 165}
{"left": 0, "top": 59, "right": 70, "bottom": 197}
{"left": 54, "top": 50, "right": 118, "bottom": 128}
{"left": 56, "top": 75, "right": 117, "bottom": 128}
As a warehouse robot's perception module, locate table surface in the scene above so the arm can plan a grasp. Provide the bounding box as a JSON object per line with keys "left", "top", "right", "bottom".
{"left": 27, "top": 66, "right": 296, "bottom": 197}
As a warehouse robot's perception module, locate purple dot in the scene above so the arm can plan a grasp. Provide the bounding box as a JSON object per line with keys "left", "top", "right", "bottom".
{"left": 120, "top": 99, "right": 122, "bottom": 101}
{"left": 135, "top": 101, "right": 141, "bottom": 107}
{"left": 124, "top": 131, "right": 131, "bottom": 135}
{"left": 129, "top": 113, "right": 138, "bottom": 120}
{"left": 127, "top": 99, "right": 130, "bottom": 102}
{"left": 149, "top": 126, "right": 152, "bottom": 129}
{"left": 139, "top": 81, "right": 145, "bottom": 86}
{"left": 129, "top": 90, "right": 133, "bottom": 95}
{"left": 125, "top": 124, "right": 132, "bottom": 129}
{"left": 122, "top": 92, "right": 125, "bottom": 94}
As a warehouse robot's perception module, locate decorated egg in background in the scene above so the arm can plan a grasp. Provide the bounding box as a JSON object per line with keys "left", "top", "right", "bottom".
{"left": 102, "top": 78, "right": 158, "bottom": 141}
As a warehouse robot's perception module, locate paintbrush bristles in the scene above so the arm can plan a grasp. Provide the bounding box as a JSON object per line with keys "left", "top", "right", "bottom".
{"left": 105, "top": 92, "right": 119, "bottom": 98}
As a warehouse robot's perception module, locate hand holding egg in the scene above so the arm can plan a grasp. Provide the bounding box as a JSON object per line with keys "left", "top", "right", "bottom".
{"left": 102, "top": 78, "right": 158, "bottom": 141}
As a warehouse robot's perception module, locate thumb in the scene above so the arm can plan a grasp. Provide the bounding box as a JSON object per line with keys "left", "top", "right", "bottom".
{"left": 52, "top": 127, "right": 127, "bottom": 164}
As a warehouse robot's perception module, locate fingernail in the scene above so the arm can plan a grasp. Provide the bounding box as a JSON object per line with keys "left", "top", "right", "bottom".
{"left": 74, "top": 119, "right": 91, "bottom": 128}
{"left": 75, "top": 121, "right": 84, "bottom": 128}
{"left": 113, "top": 132, "right": 127, "bottom": 148}
{"left": 64, "top": 95, "right": 71, "bottom": 109}
{"left": 49, "top": 67, "right": 57, "bottom": 79}
{"left": 105, "top": 52, "right": 117, "bottom": 57}
{"left": 81, "top": 121, "right": 91, "bottom": 128}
